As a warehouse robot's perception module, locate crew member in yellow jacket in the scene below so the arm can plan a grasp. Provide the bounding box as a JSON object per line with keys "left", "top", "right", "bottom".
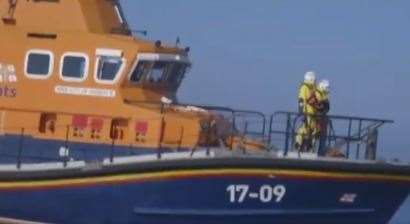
{"left": 315, "top": 80, "right": 330, "bottom": 115}
{"left": 295, "top": 71, "right": 318, "bottom": 152}
{"left": 315, "top": 79, "right": 330, "bottom": 155}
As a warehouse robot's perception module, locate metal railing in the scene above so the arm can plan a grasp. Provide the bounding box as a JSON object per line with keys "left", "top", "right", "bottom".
{"left": 0, "top": 108, "right": 394, "bottom": 170}
{"left": 0, "top": 125, "right": 160, "bottom": 169}
{"left": 267, "top": 111, "right": 393, "bottom": 160}
{"left": 123, "top": 100, "right": 395, "bottom": 160}
{"left": 196, "top": 104, "right": 267, "bottom": 141}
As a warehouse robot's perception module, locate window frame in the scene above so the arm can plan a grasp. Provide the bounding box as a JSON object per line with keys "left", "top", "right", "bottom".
{"left": 128, "top": 53, "right": 190, "bottom": 85}
{"left": 59, "top": 52, "right": 89, "bottom": 82}
{"left": 93, "top": 55, "right": 126, "bottom": 85}
{"left": 24, "top": 49, "right": 54, "bottom": 79}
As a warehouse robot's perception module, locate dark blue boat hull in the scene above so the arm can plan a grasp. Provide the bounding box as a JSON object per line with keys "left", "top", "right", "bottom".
{"left": 0, "top": 135, "right": 408, "bottom": 223}
{"left": 0, "top": 165, "right": 407, "bottom": 224}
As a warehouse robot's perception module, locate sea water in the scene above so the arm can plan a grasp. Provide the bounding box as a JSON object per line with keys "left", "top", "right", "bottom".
{"left": 391, "top": 197, "right": 410, "bottom": 224}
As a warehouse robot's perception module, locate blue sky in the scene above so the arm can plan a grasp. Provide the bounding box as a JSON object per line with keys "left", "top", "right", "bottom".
{"left": 120, "top": 1, "right": 409, "bottom": 222}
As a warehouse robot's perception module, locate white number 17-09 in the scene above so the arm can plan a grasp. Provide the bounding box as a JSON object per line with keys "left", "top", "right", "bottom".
{"left": 226, "top": 184, "right": 286, "bottom": 203}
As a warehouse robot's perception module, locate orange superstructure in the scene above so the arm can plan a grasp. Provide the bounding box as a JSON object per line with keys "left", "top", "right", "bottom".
{"left": 0, "top": 0, "right": 264, "bottom": 153}
{"left": 0, "top": 0, "right": 197, "bottom": 149}
{"left": 0, "top": 0, "right": 127, "bottom": 34}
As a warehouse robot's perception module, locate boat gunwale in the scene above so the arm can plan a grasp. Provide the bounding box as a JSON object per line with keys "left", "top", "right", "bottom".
{"left": 0, "top": 151, "right": 408, "bottom": 183}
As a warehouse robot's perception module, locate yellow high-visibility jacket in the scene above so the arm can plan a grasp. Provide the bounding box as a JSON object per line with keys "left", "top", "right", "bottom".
{"left": 298, "top": 83, "right": 316, "bottom": 114}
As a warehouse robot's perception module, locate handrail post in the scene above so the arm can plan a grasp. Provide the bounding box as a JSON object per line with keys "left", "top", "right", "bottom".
{"left": 267, "top": 114, "right": 273, "bottom": 146}
{"left": 157, "top": 117, "right": 165, "bottom": 159}
{"left": 242, "top": 121, "right": 248, "bottom": 154}
{"left": 110, "top": 138, "right": 115, "bottom": 163}
{"left": 284, "top": 113, "right": 291, "bottom": 156}
{"left": 62, "top": 125, "right": 70, "bottom": 167}
{"left": 355, "top": 120, "right": 362, "bottom": 159}
{"left": 327, "top": 119, "right": 334, "bottom": 147}
{"left": 160, "top": 103, "right": 165, "bottom": 114}
{"left": 262, "top": 115, "right": 266, "bottom": 139}
{"left": 346, "top": 119, "right": 353, "bottom": 159}
{"left": 190, "top": 145, "right": 197, "bottom": 157}
{"left": 157, "top": 145, "right": 162, "bottom": 159}
{"left": 206, "top": 120, "right": 211, "bottom": 156}
{"left": 230, "top": 115, "right": 236, "bottom": 150}
{"left": 16, "top": 128, "right": 25, "bottom": 169}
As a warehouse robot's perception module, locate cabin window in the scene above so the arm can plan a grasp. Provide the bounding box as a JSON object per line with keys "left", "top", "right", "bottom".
{"left": 130, "top": 61, "right": 151, "bottom": 83}
{"left": 129, "top": 58, "right": 189, "bottom": 89}
{"left": 149, "top": 61, "right": 169, "bottom": 83}
{"left": 25, "top": 50, "right": 54, "bottom": 79}
{"left": 166, "top": 63, "right": 187, "bottom": 87}
{"left": 95, "top": 56, "right": 124, "bottom": 83}
{"left": 60, "top": 52, "right": 89, "bottom": 82}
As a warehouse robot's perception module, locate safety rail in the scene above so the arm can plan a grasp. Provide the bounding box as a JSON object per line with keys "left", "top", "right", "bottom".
{"left": 0, "top": 108, "right": 394, "bottom": 170}
{"left": 116, "top": 100, "right": 395, "bottom": 161}
{"left": 128, "top": 100, "right": 269, "bottom": 146}
{"left": 0, "top": 125, "right": 205, "bottom": 169}
{"left": 196, "top": 104, "right": 267, "bottom": 140}
{"left": 175, "top": 103, "right": 268, "bottom": 156}
{"left": 268, "top": 111, "right": 393, "bottom": 160}
{"left": 0, "top": 104, "right": 269, "bottom": 169}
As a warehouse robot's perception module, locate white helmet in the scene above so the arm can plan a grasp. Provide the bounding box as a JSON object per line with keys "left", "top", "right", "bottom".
{"left": 161, "top": 96, "right": 173, "bottom": 104}
{"left": 304, "top": 71, "right": 316, "bottom": 85}
{"left": 318, "top": 79, "right": 330, "bottom": 92}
